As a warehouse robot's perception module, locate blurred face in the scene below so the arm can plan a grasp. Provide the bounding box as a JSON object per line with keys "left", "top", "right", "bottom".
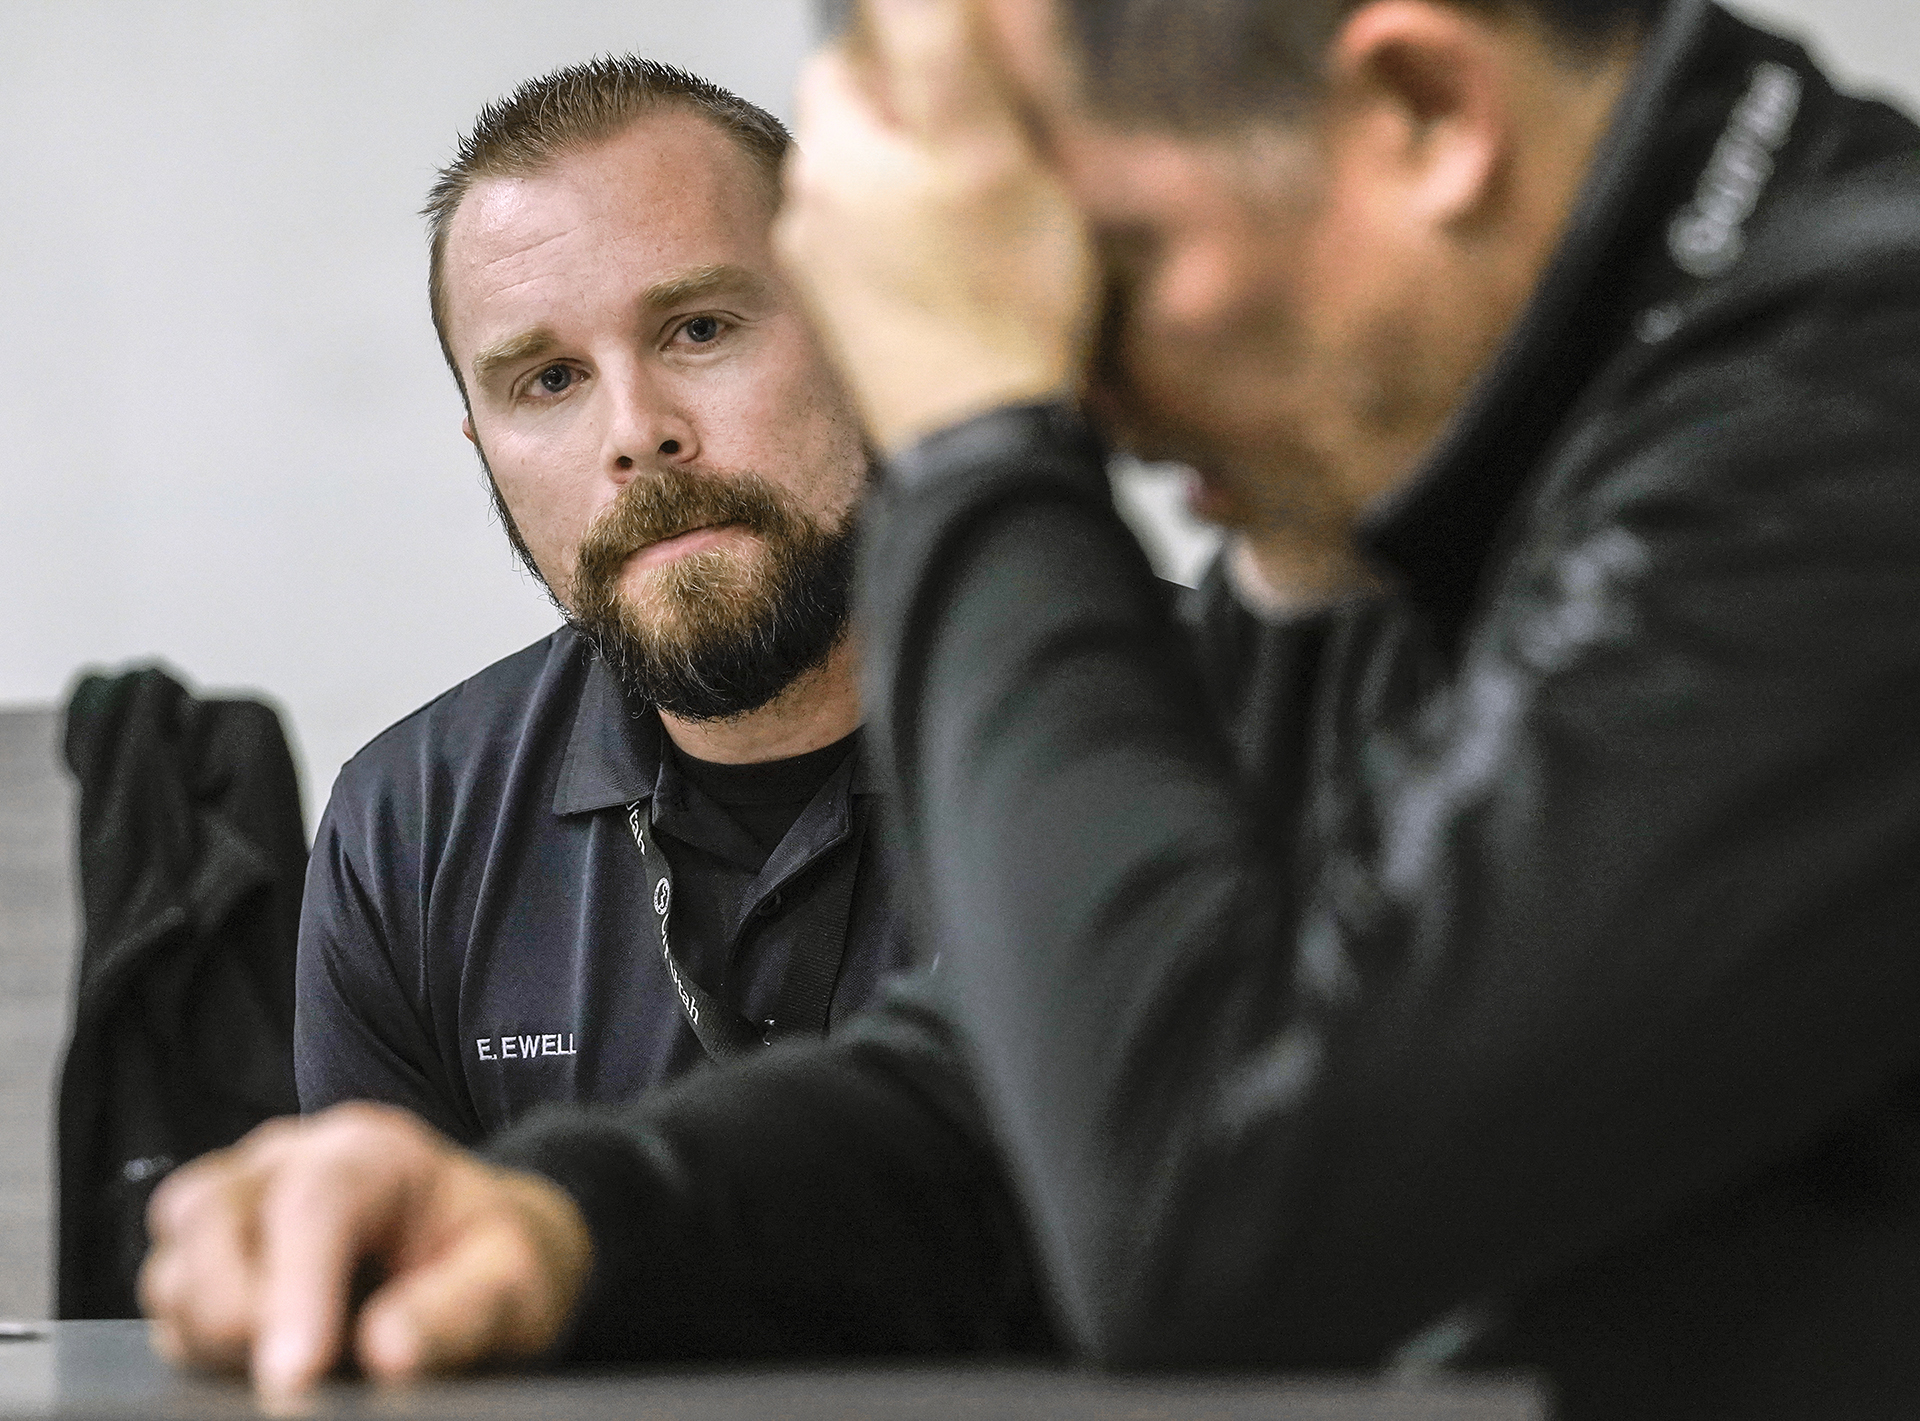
{"left": 980, "top": 0, "right": 1535, "bottom": 574}
{"left": 441, "top": 109, "right": 869, "bottom": 719}
{"left": 1065, "top": 129, "right": 1368, "bottom": 536}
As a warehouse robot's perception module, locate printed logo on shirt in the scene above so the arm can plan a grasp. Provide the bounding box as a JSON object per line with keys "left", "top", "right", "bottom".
{"left": 1666, "top": 61, "right": 1801, "bottom": 279}
{"left": 475, "top": 1031, "right": 579, "bottom": 1062}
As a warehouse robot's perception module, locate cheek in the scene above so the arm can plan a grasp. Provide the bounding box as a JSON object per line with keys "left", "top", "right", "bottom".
{"left": 790, "top": 380, "right": 869, "bottom": 520}
{"left": 1118, "top": 268, "right": 1302, "bottom": 451}
{"left": 484, "top": 439, "right": 605, "bottom": 585}
{"left": 691, "top": 348, "right": 866, "bottom": 518}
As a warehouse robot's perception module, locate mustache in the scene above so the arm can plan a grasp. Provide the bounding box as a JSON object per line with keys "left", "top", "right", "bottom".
{"left": 573, "top": 466, "right": 794, "bottom": 590}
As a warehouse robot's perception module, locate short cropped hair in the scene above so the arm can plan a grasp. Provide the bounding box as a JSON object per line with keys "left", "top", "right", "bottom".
{"left": 1063, "top": 0, "right": 1667, "bottom": 130}
{"left": 422, "top": 56, "right": 790, "bottom": 394}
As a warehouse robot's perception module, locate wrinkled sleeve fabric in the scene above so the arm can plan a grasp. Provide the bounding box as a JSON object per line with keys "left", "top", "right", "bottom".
{"left": 295, "top": 777, "right": 477, "bottom": 1143}
{"left": 857, "top": 269, "right": 1920, "bottom": 1367}
{"left": 485, "top": 980, "right": 1053, "bottom": 1361}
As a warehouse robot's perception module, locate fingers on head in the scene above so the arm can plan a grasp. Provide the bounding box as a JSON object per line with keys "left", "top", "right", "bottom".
{"left": 865, "top": 0, "right": 1009, "bottom": 137}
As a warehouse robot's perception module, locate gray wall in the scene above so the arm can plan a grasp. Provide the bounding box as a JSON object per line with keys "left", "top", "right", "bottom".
{"left": 0, "top": 712, "right": 72, "bottom": 1322}
{"left": 0, "top": 2, "right": 811, "bottom": 830}
{"left": 0, "top": 0, "right": 1915, "bottom": 1323}
{"left": 1, "top": 0, "right": 1915, "bottom": 823}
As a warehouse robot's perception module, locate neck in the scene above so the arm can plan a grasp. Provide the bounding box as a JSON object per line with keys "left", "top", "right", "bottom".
{"left": 656, "top": 636, "right": 863, "bottom": 764}
{"left": 1231, "top": 534, "right": 1382, "bottom": 620}
{"left": 1335, "top": 31, "right": 1643, "bottom": 535}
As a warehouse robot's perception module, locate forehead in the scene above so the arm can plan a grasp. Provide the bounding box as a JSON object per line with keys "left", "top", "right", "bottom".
{"left": 440, "top": 110, "right": 776, "bottom": 355}
{"left": 977, "top": 0, "right": 1320, "bottom": 237}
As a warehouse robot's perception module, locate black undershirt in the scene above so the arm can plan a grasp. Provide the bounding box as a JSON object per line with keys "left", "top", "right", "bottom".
{"left": 669, "top": 730, "right": 861, "bottom": 863}
{"left": 649, "top": 728, "right": 866, "bottom": 1026}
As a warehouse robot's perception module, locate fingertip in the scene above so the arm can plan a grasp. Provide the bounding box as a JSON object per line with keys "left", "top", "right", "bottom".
{"left": 356, "top": 1302, "right": 425, "bottom": 1384}
{"left": 144, "top": 1166, "right": 195, "bottom": 1239}
{"left": 868, "top": 0, "right": 965, "bottom": 63}
{"left": 146, "top": 1318, "right": 183, "bottom": 1367}
{"left": 253, "top": 1328, "right": 325, "bottom": 1404}
{"left": 256, "top": 1381, "right": 320, "bottom": 1419}
{"left": 135, "top": 1250, "right": 170, "bottom": 1320}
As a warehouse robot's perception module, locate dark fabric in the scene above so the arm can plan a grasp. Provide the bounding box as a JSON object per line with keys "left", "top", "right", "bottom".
{"left": 489, "top": 991, "right": 1053, "bottom": 1364}
{"left": 482, "top": 6, "right": 1920, "bottom": 1417}
{"left": 658, "top": 729, "right": 874, "bottom": 1040}
{"left": 670, "top": 732, "right": 859, "bottom": 855}
{"left": 295, "top": 627, "right": 912, "bottom": 1145}
{"left": 58, "top": 667, "right": 305, "bottom": 1319}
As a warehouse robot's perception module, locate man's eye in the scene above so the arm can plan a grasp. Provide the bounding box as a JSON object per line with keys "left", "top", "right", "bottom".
{"left": 537, "top": 364, "right": 575, "bottom": 394}
{"left": 682, "top": 316, "right": 722, "bottom": 344}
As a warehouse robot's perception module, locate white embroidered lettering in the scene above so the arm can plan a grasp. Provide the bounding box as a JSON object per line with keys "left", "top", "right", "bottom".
{"left": 481, "top": 1029, "right": 582, "bottom": 1061}
{"left": 666, "top": 960, "right": 700, "bottom": 1023}
{"left": 1667, "top": 62, "right": 1802, "bottom": 279}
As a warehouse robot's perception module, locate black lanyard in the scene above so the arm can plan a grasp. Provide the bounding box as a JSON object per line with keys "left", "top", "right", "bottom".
{"left": 625, "top": 790, "right": 868, "bottom": 1063}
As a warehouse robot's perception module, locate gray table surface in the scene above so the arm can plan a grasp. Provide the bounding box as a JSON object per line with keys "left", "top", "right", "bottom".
{"left": 0, "top": 1322, "right": 1547, "bottom": 1420}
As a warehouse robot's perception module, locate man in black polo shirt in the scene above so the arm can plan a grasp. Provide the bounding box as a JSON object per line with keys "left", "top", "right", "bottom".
{"left": 147, "top": 0, "right": 1920, "bottom": 1413}
{"left": 291, "top": 58, "right": 910, "bottom": 1144}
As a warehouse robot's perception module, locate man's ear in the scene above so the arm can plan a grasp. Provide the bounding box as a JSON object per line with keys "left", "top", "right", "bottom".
{"left": 1327, "top": 0, "right": 1509, "bottom": 229}
{"left": 461, "top": 414, "right": 476, "bottom": 445}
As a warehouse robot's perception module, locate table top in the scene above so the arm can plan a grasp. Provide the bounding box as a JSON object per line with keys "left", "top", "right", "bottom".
{"left": 0, "top": 1321, "right": 1547, "bottom": 1420}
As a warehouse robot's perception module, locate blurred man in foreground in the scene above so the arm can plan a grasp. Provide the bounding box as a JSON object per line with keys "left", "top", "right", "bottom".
{"left": 145, "top": 0, "right": 1920, "bottom": 1415}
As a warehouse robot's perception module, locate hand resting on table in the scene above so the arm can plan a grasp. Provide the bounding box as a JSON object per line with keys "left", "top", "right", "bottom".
{"left": 138, "top": 1102, "right": 591, "bottom": 1399}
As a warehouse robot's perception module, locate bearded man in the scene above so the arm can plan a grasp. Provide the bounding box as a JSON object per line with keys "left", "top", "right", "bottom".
{"left": 291, "top": 57, "right": 908, "bottom": 1140}
{"left": 149, "top": 0, "right": 1920, "bottom": 1415}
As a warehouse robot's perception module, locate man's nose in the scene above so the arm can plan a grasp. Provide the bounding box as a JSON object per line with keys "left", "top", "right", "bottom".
{"left": 601, "top": 368, "right": 698, "bottom": 477}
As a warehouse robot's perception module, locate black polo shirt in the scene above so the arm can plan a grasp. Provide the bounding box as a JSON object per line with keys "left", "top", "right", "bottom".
{"left": 293, "top": 626, "right": 913, "bottom": 1145}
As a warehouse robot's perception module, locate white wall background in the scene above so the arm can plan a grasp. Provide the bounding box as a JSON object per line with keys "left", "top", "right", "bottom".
{"left": 0, "top": 2, "right": 810, "bottom": 827}
{"left": 1, "top": 0, "right": 1915, "bottom": 827}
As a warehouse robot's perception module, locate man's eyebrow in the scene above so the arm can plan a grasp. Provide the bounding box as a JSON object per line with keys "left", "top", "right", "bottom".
{"left": 466, "top": 268, "right": 770, "bottom": 386}
{"left": 642, "top": 263, "right": 772, "bottom": 310}
{"left": 470, "top": 326, "right": 561, "bottom": 387}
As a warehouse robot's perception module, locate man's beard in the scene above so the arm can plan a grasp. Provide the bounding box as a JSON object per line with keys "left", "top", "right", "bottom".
{"left": 484, "top": 457, "right": 857, "bottom": 722}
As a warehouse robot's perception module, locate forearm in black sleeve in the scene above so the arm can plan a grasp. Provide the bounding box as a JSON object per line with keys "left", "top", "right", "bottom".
{"left": 484, "top": 984, "right": 1053, "bottom": 1364}
{"left": 857, "top": 362, "right": 1920, "bottom": 1371}
{"left": 863, "top": 405, "right": 1324, "bottom": 1361}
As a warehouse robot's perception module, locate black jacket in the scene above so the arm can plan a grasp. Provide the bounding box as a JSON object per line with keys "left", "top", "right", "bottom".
{"left": 487, "top": 4, "right": 1920, "bottom": 1415}
{"left": 59, "top": 667, "right": 305, "bottom": 1318}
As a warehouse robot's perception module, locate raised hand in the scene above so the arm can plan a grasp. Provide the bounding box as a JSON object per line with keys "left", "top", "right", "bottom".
{"left": 777, "top": 0, "right": 1097, "bottom": 454}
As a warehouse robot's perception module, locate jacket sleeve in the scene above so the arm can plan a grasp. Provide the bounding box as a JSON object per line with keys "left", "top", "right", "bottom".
{"left": 295, "top": 779, "right": 478, "bottom": 1144}
{"left": 857, "top": 267, "right": 1920, "bottom": 1368}
{"left": 484, "top": 977, "right": 1054, "bottom": 1361}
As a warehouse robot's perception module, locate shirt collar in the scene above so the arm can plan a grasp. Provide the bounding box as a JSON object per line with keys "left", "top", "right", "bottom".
{"left": 551, "top": 652, "right": 879, "bottom": 817}
{"left": 552, "top": 654, "right": 661, "bottom": 816}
